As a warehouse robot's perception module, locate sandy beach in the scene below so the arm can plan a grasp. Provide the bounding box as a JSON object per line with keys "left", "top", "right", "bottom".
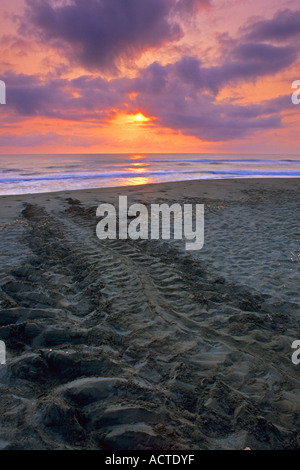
{"left": 0, "top": 178, "right": 299, "bottom": 450}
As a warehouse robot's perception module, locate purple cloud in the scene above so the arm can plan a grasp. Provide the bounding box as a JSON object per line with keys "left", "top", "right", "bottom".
{"left": 3, "top": 73, "right": 63, "bottom": 116}
{"left": 132, "top": 67, "right": 290, "bottom": 141}
{"left": 3, "top": 5, "right": 300, "bottom": 145}
{"left": 134, "top": 62, "right": 168, "bottom": 94}
{"left": 174, "top": 0, "right": 211, "bottom": 15}
{"left": 22, "top": 0, "right": 182, "bottom": 73}
{"left": 171, "top": 41, "right": 296, "bottom": 94}
{"left": 217, "top": 42, "right": 296, "bottom": 87}
{"left": 2, "top": 46, "right": 296, "bottom": 143}
{"left": 3, "top": 72, "right": 128, "bottom": 120}
{"left": 242, "top": 9, "right": 300, "bottom": 42}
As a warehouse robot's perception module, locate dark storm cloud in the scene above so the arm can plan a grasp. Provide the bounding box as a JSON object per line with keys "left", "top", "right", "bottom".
{"left": 23, "top": 0, "right": 182, "bottom": 72}
{"left": 242, "top": 9, "right": 300, "bottom": 42}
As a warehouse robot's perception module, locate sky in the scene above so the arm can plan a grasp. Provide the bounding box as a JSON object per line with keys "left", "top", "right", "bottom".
{"left": 0, "top": 0, "right": 300, "bottom": 154}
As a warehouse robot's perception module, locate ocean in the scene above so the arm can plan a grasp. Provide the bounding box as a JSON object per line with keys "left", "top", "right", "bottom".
{"left": 0, "top": 153, "right": 300, "bottom": 195}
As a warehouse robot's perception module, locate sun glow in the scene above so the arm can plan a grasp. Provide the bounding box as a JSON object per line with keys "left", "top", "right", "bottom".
{"left": 134, "top": 112, "right": 149, "bottom": 123}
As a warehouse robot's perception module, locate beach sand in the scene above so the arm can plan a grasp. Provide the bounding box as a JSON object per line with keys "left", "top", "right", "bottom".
{"left": 0, "top": 178, "right": 299, "bottom": 450}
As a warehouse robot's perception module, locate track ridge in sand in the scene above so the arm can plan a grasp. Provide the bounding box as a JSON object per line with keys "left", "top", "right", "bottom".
{"left": 0, "top": 198, "right": 299, "bottom": 450}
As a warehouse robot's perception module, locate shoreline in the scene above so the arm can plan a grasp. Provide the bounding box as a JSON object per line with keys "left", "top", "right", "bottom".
{"left": 0, "top": 177, "right": 299, "bottom": 450}
{"left": 1, "top": 177, "right": 299, "bottom": 217}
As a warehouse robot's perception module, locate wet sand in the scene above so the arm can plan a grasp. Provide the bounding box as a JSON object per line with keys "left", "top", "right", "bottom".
{"left": 0, "top": 178, "right": 299, "bottom": 450}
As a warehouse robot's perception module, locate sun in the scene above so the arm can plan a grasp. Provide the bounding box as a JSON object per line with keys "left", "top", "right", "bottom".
{"left": 134, "top": 112, "right": 149, "bottom": 123}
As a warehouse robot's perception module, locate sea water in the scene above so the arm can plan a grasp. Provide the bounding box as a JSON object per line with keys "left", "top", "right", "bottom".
{"left": 0, "top": 153, "right": 299, "bottom": 195}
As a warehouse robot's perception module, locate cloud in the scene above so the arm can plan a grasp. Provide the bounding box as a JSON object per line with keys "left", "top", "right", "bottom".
{"left": 3, "top": 35, "right": 297, "bottom": 143}
{"left": 132, "top": 64, "right": 291, "bottom": 141}
{"left": 3, "top": 73, "right": 63, "bottom": 115}
{"left": 22, "top": 0, "right": 182, "bottom": 73}
{"left": 174, "top": 0, "right": 211, "bottom": 15}
{"left": 217, "top": 42, "right": 297, "bottom": 88}
{"left": 171, "top": 41, "right": 296, "bottom": 94}
{"left": 4, "top": 5, "right": 300, "bottom": 145}
{"left": 242, "top": 9, "right": 300, "bottom": 42}
{"left": 10, "top": 40, "right": 293, "bottom": 116}
{"left": 0, "top": 131, "right": 99, "bottom": 148}
{"left": 3, "top": 72, "right": 128, "bottom": 120}
{"left": 134, "top": 62, "right": 168, "bottom": 94}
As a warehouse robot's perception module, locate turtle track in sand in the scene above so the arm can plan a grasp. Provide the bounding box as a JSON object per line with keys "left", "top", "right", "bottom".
{"left": 0, "top": 198, "right": 299, "bottom": 449}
